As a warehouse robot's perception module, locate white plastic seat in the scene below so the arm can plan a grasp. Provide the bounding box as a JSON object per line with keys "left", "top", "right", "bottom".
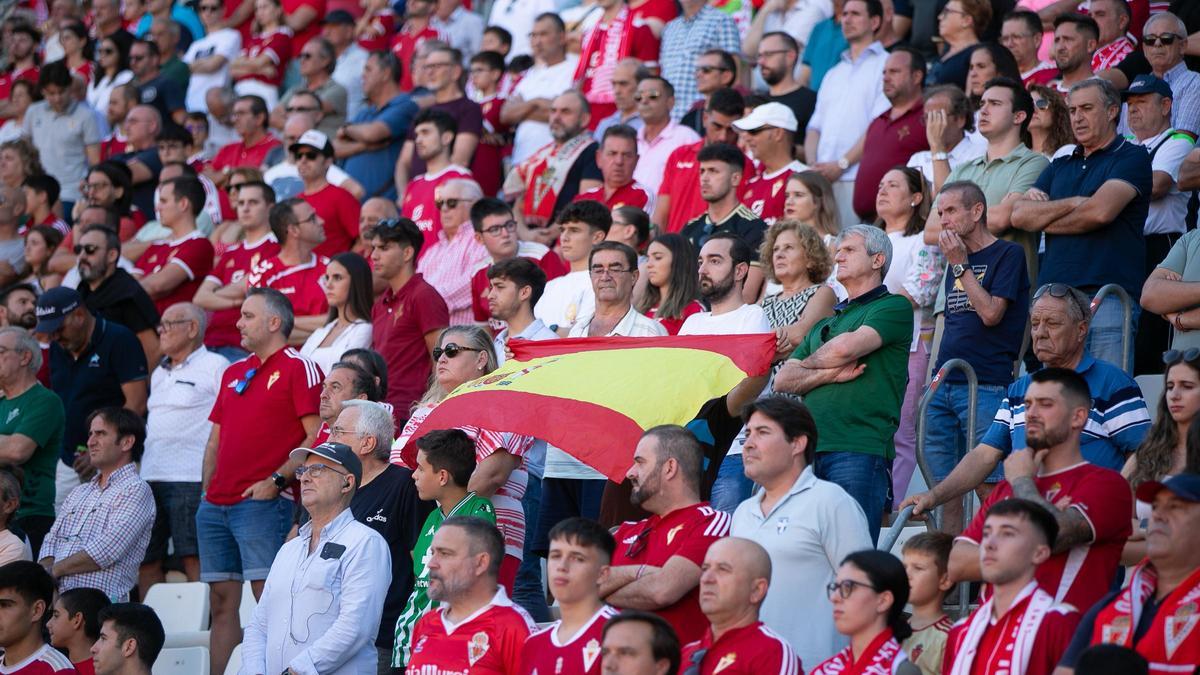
{"left": 1136, "top": 374, "right": 1164, "bottom": 424}
{"left": 239, "top": 580, "right": 257, "bottom": 628}
{"left": 153, "top": 647, "right": 210, "bottom": 675}
{"left": 144, "top": 582, "right": 210, "bottom": 633}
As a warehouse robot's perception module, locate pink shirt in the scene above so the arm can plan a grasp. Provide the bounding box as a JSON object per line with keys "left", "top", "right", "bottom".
{"left": 417, "top": 223, "right": 492, "bottom": 326}
{"left": 633, "top": 122, "right": 701, "bottom": 195}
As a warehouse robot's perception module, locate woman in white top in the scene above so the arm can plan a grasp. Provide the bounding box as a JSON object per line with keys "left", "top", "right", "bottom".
{"left": 301, "top": 252, "right": 373, "bottom": 375}
{"left": 87, "top": 35, "right": 134, "bottom": 117}
{"left": 0, "top": 81, "right": 37, "bottom": 143}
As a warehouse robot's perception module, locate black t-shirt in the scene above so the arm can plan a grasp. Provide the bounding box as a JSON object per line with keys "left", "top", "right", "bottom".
{"left": 928, "top": 46, "right": 974, "bottom": 89}
{"left": 113, "top": 148, "right": 162, "bottom": 219}
{"left": 78, "top": 269, "right": 161, "bottom": 337}
{"left": 138, "top": 74, "right": 185, "bottom": 120}
{"left": 680, "top": 205, "right": 768, "bottom": 263}
{"left": 768, "top": 86, "right": 817, "bottom": 137}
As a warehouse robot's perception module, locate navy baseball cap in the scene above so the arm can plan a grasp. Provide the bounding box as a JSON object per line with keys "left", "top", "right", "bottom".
{"left": 35, "top": 287, "right": 82, "bottom": 333}
{"left": 291, "top": 441, "right": 363, "bottom": 484}
{"left": 1136, "top": 473, "right": 1200, "bottom": 503}
{"left": 1123, "top": 74, "right": 1173, "bottom": 100}
{"left": 322, "top": 9, "right": 355, "bottom": 25}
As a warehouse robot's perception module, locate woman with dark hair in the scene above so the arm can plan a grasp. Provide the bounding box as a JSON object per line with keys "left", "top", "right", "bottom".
{"left": 301, "top": 252, "right": 375, "bottom": 374}
{"left": 57, "top": 20, "right": 94, "bottom": 84}
{"left": 339, "top": 347, "right": 389, "bottom": 400}
{"left": 965, "top": 43, "right": 1021, "bottom": 103}
{"left": 86, "top": 34, "right": 132, "bottom": 116}
{"left": 1028, "top": 85, "right": 1074, "bottom": 160}
{"left": 229, "top": 0, "right": 292, "bottom": 109}
{"left": 22, "top": 225, "right": 65, "bottom": 292}
{"left": 783, "top": 171, "right": 841, "bottom": 245}
{"left": 70, "top": 162, "right": 143, "bottom": 239}
{"left": 0, "top": 81, "right": 39, "bottom": 143}
{"left": 637, "top": 233, "right": 702, "bottom": 335}
{"left": 809, "top": 550, "right": 919, "bottom": 675}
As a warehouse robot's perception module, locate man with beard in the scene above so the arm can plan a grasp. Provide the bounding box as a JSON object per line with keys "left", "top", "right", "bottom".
{"left": 399, "top": 109, "right": 473, "bottom": 255}
{"left": 946, "top": 367, "right": 1134, "bottom": 616}
{"left": 0, "top": 284, "right": 37, "bottom": 329}
{"left": 601, "top": 425, "right": 731, "bottom": 647}
{"left": 75, "top": 225, "right": 162, "bottom": 366}
{"left": 758, "top": 32, "right": 816, "bottom": 149}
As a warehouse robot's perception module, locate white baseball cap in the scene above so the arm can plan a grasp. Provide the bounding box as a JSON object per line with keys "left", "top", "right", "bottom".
{"left": 732, "top": 102, "right": 798, "bottom": 133}
{"left": 289, "top": 129, "right": 334, "bottom": 157}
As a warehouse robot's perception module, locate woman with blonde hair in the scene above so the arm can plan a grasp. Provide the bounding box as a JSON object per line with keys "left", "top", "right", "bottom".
{"left": 759, "top": 220, "right": 836, "bottom": 359}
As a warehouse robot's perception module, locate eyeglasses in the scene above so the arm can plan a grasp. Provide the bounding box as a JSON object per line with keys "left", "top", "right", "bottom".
{"left": 1033, "top": 97, "right": 1050, "bottom": 110}
{"left": 295, "top": 463, "right": 349, "bottom": 479}
{"left": 938, "top": 6, "right": 966, "bottom": 17}
{"left": 1033, "top": 283, "right": 1090, "bottom": 318}
{"left": 826, "top": 579, "right": 878, "bottom": 599}
{"left": 1163, "top": 348, "right": 1200, "bottom": 365}
{"left": 158, "top": 318, "right": 192, "bottom": 332}
{"left": 227, "top": 183, "right": 246, "bottom": 193}
{"left": 83, "top": 182, "right": 112, "bottom": 193}
{"left": 98, "top": 47, "right": 116, "bottom": 55}
{"left": 433, "top": 343, "right": 483, "bottom": 360}
{"left": 198, "top": 4, "right": 221, "bottom": 11}
{"left": 695, "top": 65, "right": 729, "bottom": 73}
{"left": 234, "top": 367, "right": 258, "bottom": 395}
{"left": 294, "top": 150, "right": 321, "bottom": 161}
{"left": 481, "top": 220, "right": 517, "bottom": 236}
{"left": 329, "top": 425, "right": 366, "bottom": 437}
{"left": 590, "top": 265, "right": 632, "bottom": 277}
{"left": 73, "top": 243, "right": 101, "bottom": 255}
{"left": 295, "top": 212, "right": 318, "bottom": 226}
{"left": 1143, "top": 33, "right": 1183, "bottom": 47}
{"left": 1000, "top": 33, "right": 1035, "bottom": 44}
{"left": 634, "top": 92, "right": 663, "bottom": 103}
{"left": 286, "top": 105, "right": 319, "bottom": 113}
{"left": 435, "top": 198, "right": 466, "bottom": 210}
{"left": 129, "top": 54, "right": 147, "bottom": 62}
{"left": 423, "top": 61, "right": 455, "bottom": 70}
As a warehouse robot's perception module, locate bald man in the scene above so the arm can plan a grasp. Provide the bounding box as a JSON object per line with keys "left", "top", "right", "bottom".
{"left": 595, "top": 58, "right": 647, "bottom": 139}
{"left": 0, "top": 186, "right": 28, "bottom": 287}
{"left": 680, "top": 538, "right": 801, "bottom": 675}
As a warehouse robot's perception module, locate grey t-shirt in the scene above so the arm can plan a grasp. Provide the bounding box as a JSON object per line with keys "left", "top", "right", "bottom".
{"left": 1159, "top": 228, "right": 1200, "bottom": 351}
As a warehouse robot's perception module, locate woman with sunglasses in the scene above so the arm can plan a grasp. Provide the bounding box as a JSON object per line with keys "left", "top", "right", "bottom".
{"left": 809, "top": 550, "right": 917, "bottom": 675}
{"left": 87, "top": 35, "right": 133, "bottom": 117}
{"left": 1027, "top": 85, "right": 1074, "bottom": 160}
{"left": 636, "top": 233, "right": 702, "bottom": 335}
{"left": 229, "top": 0, "right": 292, "bottom": 110}
{"left": 300, "top": 252, "right": 374, "bottom": 375}
{"left": 393, "top": 325, "right": 534, "bottom": 591}
{"left": 21, "top": 225, "right": 65, "bottom": 293}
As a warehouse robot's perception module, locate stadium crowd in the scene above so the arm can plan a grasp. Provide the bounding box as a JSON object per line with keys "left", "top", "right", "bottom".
{"left": 0, "top": 0, "right": 1198, "bottom": 673}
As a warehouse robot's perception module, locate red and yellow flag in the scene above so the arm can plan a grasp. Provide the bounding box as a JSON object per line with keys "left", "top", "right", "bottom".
{"left": 406, "top": 334, "right": 775, "bottom": 482}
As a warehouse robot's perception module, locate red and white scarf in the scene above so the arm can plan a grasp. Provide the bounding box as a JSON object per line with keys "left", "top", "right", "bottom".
{"left": 573, "top": 6, "right": 633, "bottom": 105}
{"left": 948, "top": 582, "right": 1054, "bottom": 675}
{"left": 502, "top": 133, "right": 594, "bottom": 226}
{"left": 1092, "top": 560, "right": 1200, "bottom": 674}
{"left": 809, "top": 628, "right": 908, "bottom": 675}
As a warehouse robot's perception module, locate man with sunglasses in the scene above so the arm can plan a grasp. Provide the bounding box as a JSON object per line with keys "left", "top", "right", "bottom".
{"left": 275, "top": 39, "right": 348, "bottom": 138}
{"left": 595, "top": 58, "right": 648, "bottom": 138}
{"left": 633, "top": 77, "right": 700, "bottom": 196}
{"left": 399, "top": 109, "right": 474, "bottom": 255}
{"left": 573, "top": 0, "right": 659, "bottom": 130}
{"left": 246, "top": 198, "right": 331, "bottom": 346}
{"left": 468, "top": 198, "right": 568, "bottom": 324}
{"left": 76, "top": 224, "right": 161, "bottom": 365}
{"left": 294, "top": 129, "right": 361, "bottom": 258}
{"left": 1108, "top": 12, "right": 1200, "bottom": 140}
{"left": 417, "top": 178, "right": 489, "bottom": 326}
{"left": 242, "top": 441, "right": 391, "bottom": 675}
{"left": 733, "top": 102, "right": 808, "bottom": 227}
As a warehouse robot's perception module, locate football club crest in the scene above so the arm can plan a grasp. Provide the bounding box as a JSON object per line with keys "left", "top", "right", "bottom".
{"left": 1101, "top": 616, "right": 1131, "bottom": 645}
{"left": 554, "top": 657, "right": 563, "bottom": 674}
{"left": 713, "top": 653, "right": 737, "bottom": 674}
{"left": 667, "top": 524, "right": 685, "bottom": 545}
{"left": 771, "top": 180, "right": 782, "bottom": 198}
{"left": 582, "top": 638, "right": 602, "bottom": 671}
{"left": 1166, "top": 602, "right": 1199, "bottom": 658}
{"left": 267, "top": 371, "right": 281, "bottom": 390}
{"left": 468, "top": 631, "right": 490, "bottom": 665}
{"left": 775, "top": 517, "right": 789, "bottom": 535}
{"left": 413, "top": 636, "right": 428, "bottom": 654}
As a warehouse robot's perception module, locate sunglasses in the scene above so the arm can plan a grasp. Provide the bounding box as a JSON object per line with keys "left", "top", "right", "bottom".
{"left": 695, "top": 65, "right": 728, "bottom": 74}
{"left": 1034, "top": 282, "right": 1091, "bottom": 318}
{"left": 198, "top": 4, "right": 221, "bottom": 11}
{"left": 234, "top": 367, "right": 258, "bottom": 395}
{"left": 294, "top": 150, "right": 322, "bottom": 161}
{"left": 287, "top": 105, "right": 318, "bottom": 113}
{"left": 433, "top": 343, "right": 483, "bottom": 360}
{"left": 634, "top": 92, "right": 663, "bottom": 103}
{"left": 1143, "top": 34, "right": 1183, "bottom": 47}
{"left": 1033, "top": 98, "right": 1050, "bottom": 110}
{"left": 98, "top": 47, "right": 116, "bottom": 55}
{"left": 435, "top": 198, "right": 464, "bottom": 210}
{"left": 1164, "top": 348, "right": 1200, "bottom": 365}
{"left": 73, "top": 243, "right": 101, "bottom": 255}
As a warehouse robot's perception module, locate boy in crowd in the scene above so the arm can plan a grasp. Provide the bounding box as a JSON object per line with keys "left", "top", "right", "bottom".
{"left": 901, "top": 532, "right": 956, "bottom": 675}
{"left": 48, "top": 588, "right": 112, "bottom": 675}
{"left": 0, "top": 561, "right": 75, "bottom": 675}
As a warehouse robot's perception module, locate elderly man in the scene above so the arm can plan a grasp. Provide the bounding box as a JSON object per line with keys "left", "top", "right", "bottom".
{"left": 39, "top": 407, "right": 155, "bottom": 600}
{"left": 275, "top": 39, "right": 348, "bottom": 137}
{"left": 574, "top": 125, "right": 654, "bottom": 212}
{"left": 314, "top": 361, "right": 379, "bottom": 444}
{"left": 774, "top": 224, "right": 913, "bottom": 538}
{"left": 500, "top": 13, "right": 579, "bottom": 165}
{"left": 730, "top": 396, "right": 870, "bottom": 668}
{"left": 1058, "top": 474, "right": 1200, "bottom": 673}
{"left": 903, "top": 285, "right": 1151, "bottom": 513}
{"left": 148, "top": 18, "right": 190, "bottom": 89}
{"left": 907, "top": 84, "right": 986, "bottom": 192}
{"left": 680, "top": 537, "right": 801, "bottom": 675}
{"left": 138, "top": 303, "right": 228, "bottom": 595}
{"left": 417, "top": 178, "right": 489, "bottom": 326}
{"left": 1111, "top": 12, "right": 1200, "bottom": 140}
{"left": 242, "top": 441, "right": 391, "bottom": 675}
{"left": 569, "top": 241, "right": 667, "bottom": 341}
{"left": 335, "top": 52, "right": 419, "bottom": 203}
{"left": 1011, "top": 79, "right": 1152, "bottom": 374}
{"left": 594, "top": 58, "right": 647, "bottom": 138}
{"left": 632, "top": 77, "right": 700, "bottom": 196}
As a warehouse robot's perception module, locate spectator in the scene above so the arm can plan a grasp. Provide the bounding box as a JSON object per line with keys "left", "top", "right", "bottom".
{"left": 90, "top": 603, "right": 165, "bottom": 675}
{"left": 263, "top": 114, "right": 366, "bottom": 200}
{"left": 0, "top": 80, "right": 37, "bottom": 144}
{"left": 853, "top": 46, "right": 930, "bottom": 222}
{"left": 519, "top": 518, "right": 618, "bottom": 675}
{"left": 275, "top": 39, "right": 349, "bottom": 138}
{"left": 25, "top": 62, "right": 101, "bottom": 216}
{"left": 129, "top": 156, "right": 223, "bottom": 251}
{"left": 396, "top": 46, "right": 483, "bottom": 194}
{"left": 418, "top": 179, "right": 489, "bottom": 326}
{"left": 468, "top": 198, "right": 568, "bottom": 323}
{"left": 505, "top": 91, "right": 601, "bottom": 233}
{"left": 735, "top": 103, "right": 809, "bottom": 227}
{"left": 22, "top": 174, "right": 69, "bottom": 237}
{"left": 400, "top": 110, "right": 474, "bottom": 252}
{"left": 90, "top": 0, "right": 131, "bottom": 43}
{"left": 199, "top": 287, "right": 322, "bottom": 675}
{"left": 0, "top": 468, "right": 27, "bottom": 564}
{"left": 1001, "top": 10, "right": 1058, "bottom": 86}
{"left": 1090, "top": 0, "right": 1135, "bottom": 72}
{"left": 1125, "top": 75, "right": 1193, "bottom": 373}
{"left": 312, "top": 360, "right": 377, "bottom": 445}
{"left": 247, "top": 199, "right": 331, "bottom": 345}
{"left": 355, "top": 0, "right": 398, "bottom": 53}
{"left": 570, "top": 242, "right": 668, "bottom": 342}
{"left": 21, "top": 226, "right": 63, "bottom": 294}
{"left": 129, "top": 39, "right": 185, "bottom": 125}
{"left": 429, "top": 0, "right": 481, "bottom": 61}
{"left": 968, "top": 45, "right": 1024, "bottom": 103}
{"left": 907, "top": 84, "right": 986, "bottom": 193}
{"left": 743, "top": 0, "right": 830, "bottom": 66}
{"left": 208, "top": 95, "right": 281, "bottom": 188}
{"left": 923, "top": 181, "right": 1028, "bottom": 532}
{"left": 759, "top": 33, "right": 818, "bottom": 144}
{"left": 320, "top": 11, "right": 369, "bottom": 122}
{"left": 228, "top": 0, "right": 291, "bottom": 110}
{"left": 0, "top": 139, "right": 45, "bottom": 195}
{"left": 533, "top": 200, "right": 609, "bottom": 334}
{"left": 147, "top": 18, "right": 189, "bottom": 91}
{"left": 942, "top": 499, "right": 1080, "bottom": 674}
{"left": 600, "top": 611, "right": 681, "bottom": 675}
{"left": 730, "top": 396, "right": 871, "bottom": 667}
{"left": 1058, "top": 474, "right": 1200, "bottom": 673}
{"left": 1051, "top": 14, "right": 1100, "bottom": 93}
{"left": 133, "top": 0, "right": 202, "bottom": 48}
{"left": 487, "top": 257, "right": 555, "bottom": 358}
{"left": 404, "top": 517, "right": 533, "bottom": 674}
{"left": 0, "top": 284, "right": 36, "bottom": 329}
{"left": 632, "top": 77, "right": 700, "bottom": 196}
{"left": 500, "top": 13, "right": 579, "bottom": 166}
{"left": 1012, "top": 79, "right": 1153, "bottom": 373}
{"left": 0, "top": 187, "right": 29, "bottom": 290}
{"left": 138, "top": 302, "right": 226, "bottom": 593}
{"left": 299, "top": 253, "right": 374, "bottom": 375}
{"left": 243, "top": 441, "right": 392, "bottom": 675}
{"left": 131, "top": 176, "right": 215, "bottom": 315}
{"left": 606, "top": 206, "right": 650, "bottom": 258}
{"left": 390, "top": 0, "right": 447, "bottom": 93}
{"left": 759, "top": 219, "right": 837, "bottom": 359}
{"left": 335, "top": 52, "right": 419, "bottom": 202}
{"left": 575, "top": 126, "right": 654, "bottom": 211}
{"left": 47, "top": 588, "right": 111, "bottom": 674}
{"left": 1116, "top": 13, "right": 1200, "bottom": 140}
{"left": 0, "top": 328, "right": 64, "bottom": 556}
{"left": 660, "top": 0, "right": 740, "bottom": 122}
{"left": 100, "top": 85, "right": 138, "bottom": 160}
{"left": 602, "top": 426, "right": 730, "bottom": 645}
{"left": 289, "top": 130, "right": 360, "bottom": 258}
{"left": 0, "top": 24, "right": 43, "bottom": 117}
{"left": 899, "top": 533, "right": 955, "bottom": 675}
{"left": 637, "top": 233, "right": 703, "bottom": 335}
{"left": 465, "top": 50, "right": 508, "bottom": 197}
{"left": 805, "top": 0, "right": 890, "bottom": 230}
{"left": 39, "top": 407, "right": 155, "bottom": 599}
{"left": 0, "top": 562, "right": 73, "bottom": 675}
{"left": 928, "top": 0, "right": 989, "bottom": 89}
{"left": 182, "top": 0, "right": 241, "bottom": 114}
{"left": 595, "top": 58, "right": 648, "bottom": 137}
{"left": 575, "top": 0, "right": 658, "bottom": 128}
{"left": 41, "top": 286, "right": 148, "bottom": 508}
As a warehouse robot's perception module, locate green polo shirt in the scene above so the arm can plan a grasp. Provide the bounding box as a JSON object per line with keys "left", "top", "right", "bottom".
{"left": 791, "top": 286, "right": 913, "bottom": 458}
{"left": 3, "top": 383, "right": 65, "bottom": 520}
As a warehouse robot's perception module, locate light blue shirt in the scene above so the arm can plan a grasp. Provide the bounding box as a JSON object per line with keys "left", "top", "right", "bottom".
{"left": 241, "top": 508, "right": 391, "bottom": 675}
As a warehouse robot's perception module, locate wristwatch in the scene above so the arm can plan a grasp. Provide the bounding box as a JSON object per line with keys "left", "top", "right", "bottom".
{"left": 951, "top": 263, "right": 966, "bottom": 279}
{"left": 271, "top": 472, "right": 288, "bottom": 489}
{"left": 836, "top": 156, "right": 850, "bottom": 171}
{"left": 932, "top": 151, "right": 950, "bottom": 162}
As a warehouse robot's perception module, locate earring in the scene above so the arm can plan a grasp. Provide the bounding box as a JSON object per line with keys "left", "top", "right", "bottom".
{"left": 910, "top": 202, "right": 917, "bottom": 207}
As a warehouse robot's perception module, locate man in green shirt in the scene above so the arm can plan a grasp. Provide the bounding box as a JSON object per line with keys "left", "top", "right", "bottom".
{"left": 393, "top": 428, "right": 495, "bottom": 668}
{"left": 775, "top": 224, "right": 913, "bottom": 541}
{"left": 0, "top": 327, "right": 65, "bottom": 555}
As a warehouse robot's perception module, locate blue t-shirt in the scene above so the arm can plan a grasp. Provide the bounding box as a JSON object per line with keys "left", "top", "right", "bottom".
{"left": 935, "top": 238, "right": 1029, "bottom": 385}
{"left": 980, "top": 353, "right": 1151, "bottom": 470}
{"left": 342, "top": 93, "right": 419, "bottom": 201}
{"left": 1035, "top": 136, "right": 1152, "bottom": 298}
{"left": 801, "top": 19, "right": 848, "bottom": 93}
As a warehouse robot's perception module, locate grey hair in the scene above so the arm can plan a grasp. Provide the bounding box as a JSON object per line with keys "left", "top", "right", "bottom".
{"left": 342, "top": 400, "right": 395, "bottom": 461}
{"left": 442, "top": 178, "right": 484, "bottom": 202}
{"left": 167, "top": 302, "right": 208, "bottom": 344}
{"left": 1034, "top": 284, "right": 1093, "bottom": 324}
{"left": 1144, "top": 11, "right": 1186, "bottom": 37}
{"left": 557, "top": 88, "right": 591, "bottom": 115}
{"left": 838, "top": 224, "right": 894, "bottom": 280}
{"left": 0, "top": 327, "right": 40, "bottom": 373}
{"left": 246, "top": 287, "right": 295, "bottom": 338}
{"left": 1069, "top": 78, "right": 1121, "bottom": 112}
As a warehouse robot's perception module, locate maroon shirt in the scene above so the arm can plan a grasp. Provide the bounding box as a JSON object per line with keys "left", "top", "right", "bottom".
{"left": 852, "top": 102, "right": 929, "bottom": 221}
{"left": 371, "top": 273, "right": 449, "bottom": 417}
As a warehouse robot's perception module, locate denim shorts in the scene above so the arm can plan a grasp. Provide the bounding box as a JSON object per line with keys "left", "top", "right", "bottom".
{"left": 145, "top": 481, "right": 202, "bottom": 562}
{"left": 195, "top": 497, "right": 292, "bottom": 582}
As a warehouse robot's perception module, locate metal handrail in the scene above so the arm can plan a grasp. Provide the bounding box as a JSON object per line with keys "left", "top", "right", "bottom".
{"left": 1090, "top": 284, "right": 1134, "bottom": 375}
{"left": 878, "top": 505, "right": 915, "bottom": 552}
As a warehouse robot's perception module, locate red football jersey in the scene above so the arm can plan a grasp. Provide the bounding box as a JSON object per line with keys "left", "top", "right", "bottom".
{"left": 573, "top": 182, "right": 654, "bottom": 212}
{"left": 476, "top": 95, "right": 509, "bottom": 198}
{"left": 3, "top": 644, "right": 76, "bottom": 675}
{"left": 0, "top": 66, "right": 40, "bottom": 109}
{"left": 357, "top": 8, "right": 396, "bottom": 52}
{"left": 204, "top": 234, "right": 281, "bottom": 349}
{"left": 957, "top": 462, "right": 1132, "bottom": 613}
{"left": 249, "top": 253, "right": 330, "bottom": 317}
{"left": 741, "top": 161, "right": 806, "bottom": 226}
{"left": 519, "top": 606, "right": 617, "bottom": 675}
{"left": 302, "top": 182, "right": 362, "bottom": 257}
{"left": 407, "top": 589, "right": 534, "bottom": 675}
{"left": 391, "top": 22, "right": 446, "bottom": 92}
{"left": 211, "top": 135, "right": 282, "bottom": 173}
{"left": 133, "top": 230, "right": 216, "bottom": 314}
{"left": 99, "top": 131, "right": 130, "bottom": 161}
{"left": 401, "top": 165, "right": 473, "bottom": 257}
{"left": 680, "top": 622, "right": 801, "bottom": 675}
{"left": 237, "top": 27, "right": 292, "bottom": 87}
{"left": 469, "top": 242, "right": 569, "bottom": 322}
{"left": 658, "top": 142, "right": 754, "bottom": 234}
{"left": 611, "top": 504, "right": 731, "bottom": 645}
{"left": 943, "top": 585, "right": 1079, "bottom": 675}
{"left": 282, "top": 0, "right": 323, "bottom": 52}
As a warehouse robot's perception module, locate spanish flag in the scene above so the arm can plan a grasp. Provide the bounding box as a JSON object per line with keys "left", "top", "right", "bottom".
{"left": 406, "top": 334, "right": 776, "bottom": 482}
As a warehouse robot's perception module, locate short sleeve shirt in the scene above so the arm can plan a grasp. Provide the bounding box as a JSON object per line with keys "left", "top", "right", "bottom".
{"left": 302, "top": 183, "right": 361, "bottom": 257}
{"left": 77, "top": 268, "right": 161, "bottom": 337}
{"left": 210, "top": 135, "right": 282, "bottom": 173}
{"left": 680, "top": 622, "right": 800, "bottom": 675}
{"left": 203, "top": 234, "right": 280, "bottom": 348}
{"left": 741, "top": 161, "right": 809, "bottom": 226}
{"left": 405, "top": 592, "right": 533, "bottom": 675}
{"left": 371, "top": 273, "right": 449, "bottom": 415}
{"left": 250, "top": 254, "right": 330, "bottom": 317}
{"left": 137, "top": 74, "right": 185, "bottom": 119}
{"left": 519, "top": 606, "right": 618, "bottom": 675}
{"left": 23, "top": 101, "right": 101, "bottom": 203}
{"left": 407, "top": 97, "right": 485, "bottom": 178}
{"left": 3, "top": 384, "right": 65, "bottom": 520}
{"left": 1159, "top": 229, "right": 1200, "bottom": 351}
{"left": 344, "top": 94, "right": 420, "bottom": 202}
{"left": 680, "top": 205, "right": 767, "bottom": 265}
{"left": 132, "top": 230, "right": 216, "bottom": 314}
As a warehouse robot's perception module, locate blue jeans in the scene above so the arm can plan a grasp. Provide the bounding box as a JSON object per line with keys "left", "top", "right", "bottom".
{"left": 710, "top": 455, "right": 754, "bottom": 514}
{"left": 924, "top": 382, "right": 1008, "bottom": 485}
{"left": 814, "top": 452, "right": 890, "bottom": 543}
{"left": 1087, "top": 292, "right": 1140, "bottom": 373}
{"left": 512, "top": 476, "right": 551, "bottom": 622}
{"left": 195, "top": 497, "right": 292, "bottom": 582}
{"left": 210, "top": 345, "right": 250, "bottom": 363}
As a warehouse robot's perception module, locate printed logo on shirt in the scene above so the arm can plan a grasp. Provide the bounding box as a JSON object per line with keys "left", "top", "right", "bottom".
{"left": 467, "top": 632, "right": 490, "bottom": 665}
{"left": 775, "top": 517, "right": 789, "bottom": 535}
{"left": 1101, "top": 615, "right": 1131, "bottom": 644}
{"left": 367, "top": 509, "right": 388, "bottom": 524}
{"left": 555, "top": 657, "right": 563, "bottom": 674}
{"left": 5, "top": 408, "right": 18, "bottom": 424}
{"left": 267, "top": 371, "right": 280, "bottom": 389}
{"left": 1166, "top": 602, "right": 1200, "bottom": 658}
{"left": 713, "top": 654, "right": 737, "bottom": 674}
{"left": 413, "top": 635, "right": 428, "bottom": 654}
{"left": 88, "top": 354, "right": 101, "bottom": 368}
{"left": 582, "top": 639, "right": 602, "bottom": 671}
{"left": 667, "top": 524, "right": 685, "bottom": 545}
